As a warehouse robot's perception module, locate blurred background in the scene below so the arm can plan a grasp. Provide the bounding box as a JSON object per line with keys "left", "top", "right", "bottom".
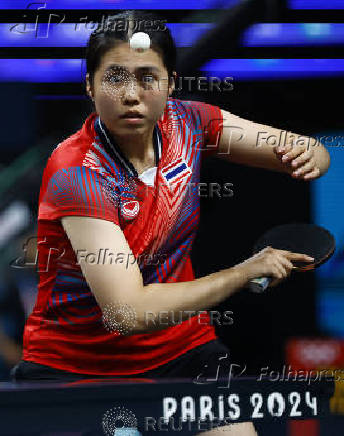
{"left": 0, "top": 1, "right": 343, "bottom": 434}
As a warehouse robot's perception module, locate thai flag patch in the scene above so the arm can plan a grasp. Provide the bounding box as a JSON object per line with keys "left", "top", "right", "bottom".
{"left": 160, "top": 158, "right": 191, "bottom": 189}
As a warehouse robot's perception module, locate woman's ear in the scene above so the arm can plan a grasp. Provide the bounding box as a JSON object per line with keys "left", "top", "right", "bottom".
{"left": 168, "top": 71, "right": 177, "bottom": 97}
{"left": 85, "top": 73, "right": 94, "bottom": 101}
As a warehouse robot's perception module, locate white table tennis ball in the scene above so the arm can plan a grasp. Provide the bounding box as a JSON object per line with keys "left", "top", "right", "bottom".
{"left": 129, "top": 32, "right": 151, "bottom": 51}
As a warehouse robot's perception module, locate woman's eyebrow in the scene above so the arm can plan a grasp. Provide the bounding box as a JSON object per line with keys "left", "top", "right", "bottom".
{"left": 137, "top": 66, "right": 160, "bottom": 73}
{"left": 104, "top": 64, "right": 160, "bottom": 74}
{"left": 104, "top": 64, "right": 125, "bottom": 73}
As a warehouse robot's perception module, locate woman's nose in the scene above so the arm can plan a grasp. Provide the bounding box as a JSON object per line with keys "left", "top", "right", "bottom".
{"left": 122, "top": 78, "right": 140, "bottom": 102}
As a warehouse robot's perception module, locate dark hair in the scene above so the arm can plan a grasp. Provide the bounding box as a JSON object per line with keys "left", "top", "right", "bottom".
{"left": 85, "top": 10, "right": 177, "bottom": 86}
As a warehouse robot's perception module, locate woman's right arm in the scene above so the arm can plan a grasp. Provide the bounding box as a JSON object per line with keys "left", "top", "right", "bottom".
{"left": 62, "top": 216, "right": 313, "bottom": 334}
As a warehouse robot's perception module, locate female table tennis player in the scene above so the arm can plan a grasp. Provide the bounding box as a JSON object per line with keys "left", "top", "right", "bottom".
{"left": 11, "top": 10, "right": 330, "bottom": 435}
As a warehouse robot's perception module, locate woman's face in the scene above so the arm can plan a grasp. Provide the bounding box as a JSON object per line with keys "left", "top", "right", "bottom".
{"left": 86, "top": 41, "right": 175, "bottom": 136}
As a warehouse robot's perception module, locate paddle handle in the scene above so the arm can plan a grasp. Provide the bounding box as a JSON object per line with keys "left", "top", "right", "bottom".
{"left": 249, "top": 265, "right": 303, "bottom": 293}
{"left": 249, "top": 277, "right": 271, "bottom": 293}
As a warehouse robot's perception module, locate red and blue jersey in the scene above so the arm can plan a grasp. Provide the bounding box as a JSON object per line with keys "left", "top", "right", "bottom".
{"left": 22, "top": 98, "right": 224, "bottom": 375}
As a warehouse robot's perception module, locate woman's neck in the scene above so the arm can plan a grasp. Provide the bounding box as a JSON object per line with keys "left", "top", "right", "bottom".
{"left": 110, "top": 126, "right": 156, "bottom": 174}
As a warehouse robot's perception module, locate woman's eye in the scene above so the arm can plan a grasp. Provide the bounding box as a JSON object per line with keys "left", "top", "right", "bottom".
{"left": 104, "top": 73, "right": 128, "bottom": 84}
{"left": 108, "top": 75, "right": 122, "bottom": 83}
{"left": 142, "top": 75, "right": 154, "bottom": 83}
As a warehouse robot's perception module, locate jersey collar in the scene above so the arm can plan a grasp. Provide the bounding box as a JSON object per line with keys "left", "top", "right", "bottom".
{"left": 94, "top": 115, "right": 162, "bottom": 178}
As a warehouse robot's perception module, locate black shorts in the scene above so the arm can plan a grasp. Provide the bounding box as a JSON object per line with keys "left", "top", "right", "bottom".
{"left": 10, "top": 338, "right": 231, "bottom": 382}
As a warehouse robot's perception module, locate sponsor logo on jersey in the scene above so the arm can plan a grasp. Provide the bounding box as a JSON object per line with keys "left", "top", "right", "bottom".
{"left": 121, "top": 200, "right": 140, "bottom": 220}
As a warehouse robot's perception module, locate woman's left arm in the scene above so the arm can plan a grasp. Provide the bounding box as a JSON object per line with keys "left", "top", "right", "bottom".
{"left": 215, "top": 109, "right": 330, "bottom": 180}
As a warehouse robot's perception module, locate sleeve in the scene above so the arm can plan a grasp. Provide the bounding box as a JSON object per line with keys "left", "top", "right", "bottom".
{"left": 38, "top": 166, "right": 120, "bottom": 225}
{"left": 186, "top": 100, "right": 224, "bottom": 159}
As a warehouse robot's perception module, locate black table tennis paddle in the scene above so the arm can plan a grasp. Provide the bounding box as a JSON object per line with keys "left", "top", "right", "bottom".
{"left": 249, "top": 223, "right": 335, "bottom": 293}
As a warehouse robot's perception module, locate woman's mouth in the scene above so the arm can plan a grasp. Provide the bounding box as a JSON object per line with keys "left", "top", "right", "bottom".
{"left": 120, "top": 111, "right": 144, "bottom": 119}
{"left": 119, "top": 111, "right": 145, "bottom": 124}
{"left": 120, "top": 117, "right": 145, "bottom": 124}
